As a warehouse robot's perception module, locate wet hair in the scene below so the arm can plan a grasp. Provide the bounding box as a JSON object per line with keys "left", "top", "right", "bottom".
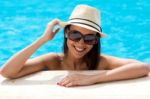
{"left": 63, "top": 25, "right": 101, "bottom": 70}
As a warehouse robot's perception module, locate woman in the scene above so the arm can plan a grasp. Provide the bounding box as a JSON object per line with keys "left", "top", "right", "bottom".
{"left": 1, "top": 5, "right": 149, "bottom": 87}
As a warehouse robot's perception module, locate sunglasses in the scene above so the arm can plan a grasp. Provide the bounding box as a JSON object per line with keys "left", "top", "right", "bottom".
{"left": 66, "top": 30, "right": 99, "bottom": 45}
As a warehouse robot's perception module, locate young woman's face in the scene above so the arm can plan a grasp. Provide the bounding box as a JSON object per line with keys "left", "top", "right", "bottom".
{"left": 66, "top": 25, "right": 97, "bottom": 59}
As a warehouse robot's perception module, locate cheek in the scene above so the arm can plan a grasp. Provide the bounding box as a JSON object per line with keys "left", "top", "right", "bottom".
{"left": 67, "top": 39, "right": 74, "bottom": 49}
{"left": 67, "top": 39, "right": 93, "bottom": 54}
{"left": 86, "top": 45, "right": 93, "bottom": 52}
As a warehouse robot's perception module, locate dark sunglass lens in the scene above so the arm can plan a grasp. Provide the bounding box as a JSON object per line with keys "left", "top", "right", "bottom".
{"left": 84, "top": 35, "right": 97, "bottom": 45}
{"left": 69, "top": 31, "right": 81, "bottom": 41}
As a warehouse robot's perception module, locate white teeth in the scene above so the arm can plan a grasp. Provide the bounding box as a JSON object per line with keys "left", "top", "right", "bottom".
{"left": 75, "top": 47, "right": 84, "bottom": 52}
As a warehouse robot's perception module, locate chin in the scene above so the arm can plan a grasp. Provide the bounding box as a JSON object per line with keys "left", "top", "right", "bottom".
{"left": 72, "top": 50, "right": 87, "bottom": 59}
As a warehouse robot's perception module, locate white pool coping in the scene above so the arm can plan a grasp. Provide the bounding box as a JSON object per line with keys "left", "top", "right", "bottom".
{"left": 0, "top": 71, "right": 150, "bottom": 99}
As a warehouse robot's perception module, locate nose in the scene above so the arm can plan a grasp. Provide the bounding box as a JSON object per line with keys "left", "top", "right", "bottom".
{"left": 77, "top": 38, "right": 85, "bottom": 45}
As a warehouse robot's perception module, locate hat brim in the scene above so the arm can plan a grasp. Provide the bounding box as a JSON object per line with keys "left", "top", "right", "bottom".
{"left": 59, "top": 21, "right": 106, "bottom": 37}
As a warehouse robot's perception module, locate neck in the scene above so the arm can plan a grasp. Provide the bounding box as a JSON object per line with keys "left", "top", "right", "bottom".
{"left": 63, "top": 52, "right": 84, "bottom": 69}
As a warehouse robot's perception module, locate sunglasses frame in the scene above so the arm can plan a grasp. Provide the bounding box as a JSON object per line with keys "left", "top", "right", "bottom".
{"left": 66, "top": 30, "right": 100, "bottom": 45}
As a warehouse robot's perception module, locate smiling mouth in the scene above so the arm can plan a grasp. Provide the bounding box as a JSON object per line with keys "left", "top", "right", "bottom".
{"left": 74, "top": 46, "right": 85, "bottom": 53}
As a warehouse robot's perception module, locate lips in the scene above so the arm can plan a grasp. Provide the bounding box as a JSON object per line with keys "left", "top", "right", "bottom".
{"left": 74, "top": 46, "right": 85, "bottom": 52}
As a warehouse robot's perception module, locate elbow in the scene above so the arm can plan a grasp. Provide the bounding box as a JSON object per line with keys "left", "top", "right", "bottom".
{"left": 1, "top": 69, "right": 18, "bottom": 79}
{"left": 139, "top": 63, "right": 150, "bottom": 76}
{"left": 130, "top": 59, "right": 150, "bottom": 76}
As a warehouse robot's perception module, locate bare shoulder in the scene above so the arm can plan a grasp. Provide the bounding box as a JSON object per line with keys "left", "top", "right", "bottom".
{"left": 97, "top": 54, "right": 109, "bottom": 70}
{"left": 98, "top": 54, "right": 142, "bottom": 70}
{"left": 41, "top": 53, "right": 60, "bottom": 61}
{"left": 43, "top": 53, "right": 63, "bottom": 70}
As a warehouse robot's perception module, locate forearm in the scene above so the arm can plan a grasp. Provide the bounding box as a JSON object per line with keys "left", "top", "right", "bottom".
{"left": 95, "top": 63, "right": 149, "bottom": 83}
{"left": 1, "top": 37, "right": 46, "bottom": 76}
{"left": 57, "top": 64, "right": 149, "bottom": 87}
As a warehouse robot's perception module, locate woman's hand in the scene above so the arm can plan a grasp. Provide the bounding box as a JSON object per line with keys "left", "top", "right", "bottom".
{"left": 40, "top": 19, "right": 61, "bottom": 42}
{"left": 57, "top": 73, "right": 98, "bottom": 87}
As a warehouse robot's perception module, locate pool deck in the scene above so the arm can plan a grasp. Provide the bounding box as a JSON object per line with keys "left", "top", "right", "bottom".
{"left": 0, "top": 71, "right": 150, "bottom": 99}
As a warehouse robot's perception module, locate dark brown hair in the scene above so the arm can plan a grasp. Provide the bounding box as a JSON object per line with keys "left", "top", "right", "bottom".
{"left": 63, "top": 25, "right": 101, "bottom": 70}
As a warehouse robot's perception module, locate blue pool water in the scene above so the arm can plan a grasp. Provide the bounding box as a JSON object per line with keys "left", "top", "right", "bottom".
{"left": 0, "top": 0, "right": 150, "bottom": 67}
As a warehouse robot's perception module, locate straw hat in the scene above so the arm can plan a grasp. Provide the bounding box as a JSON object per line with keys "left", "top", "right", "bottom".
{"left": 59, "top": 4, "right": 106, "bottom": 37}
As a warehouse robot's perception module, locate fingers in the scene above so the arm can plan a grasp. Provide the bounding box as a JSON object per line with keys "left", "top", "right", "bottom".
{"left": 48, "top": 18, "right": 61, "bottom": 27}
{"left": 57, "top": 81, "right": 74, "bottom": 87}
{"left": 65, "top": 82, "right": 73, "bottom": 87}
{"left": 57, "top": 75, "right": 78, "bottom": 87}
{"left": 47, "top": 19, "right": 61, "bottom": 34}
{"left": 56, "top": 74, "right": 96, "bottom": 87}
{"left": 58, "top": 79, "right": 70, "bottom": 86}
{"left": 57, "top": 76, "right": 70, "bottom": 86}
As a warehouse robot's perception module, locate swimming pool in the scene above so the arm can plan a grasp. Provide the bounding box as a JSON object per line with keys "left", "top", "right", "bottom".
{"left": 0, "top": 0, "right": 150, "bottom": 67}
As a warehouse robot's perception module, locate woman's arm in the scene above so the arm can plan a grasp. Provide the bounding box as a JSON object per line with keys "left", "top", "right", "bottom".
{"left": 96, "top": 62, "right": 149, "bottom": 83}
{"left": 57, "top": 63, "right": 149, "bottom": 87}
{"left": 1, "top": 38, "right": 46, "bottom": 78}
{"left": 1, "top": 19, "right": 60, "bottom": 79}
{"left": 57, "top": 56, "right": 150, "bottom": 87}
{"left": 96, "top": 55, "right": 150, "bottom": 82}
